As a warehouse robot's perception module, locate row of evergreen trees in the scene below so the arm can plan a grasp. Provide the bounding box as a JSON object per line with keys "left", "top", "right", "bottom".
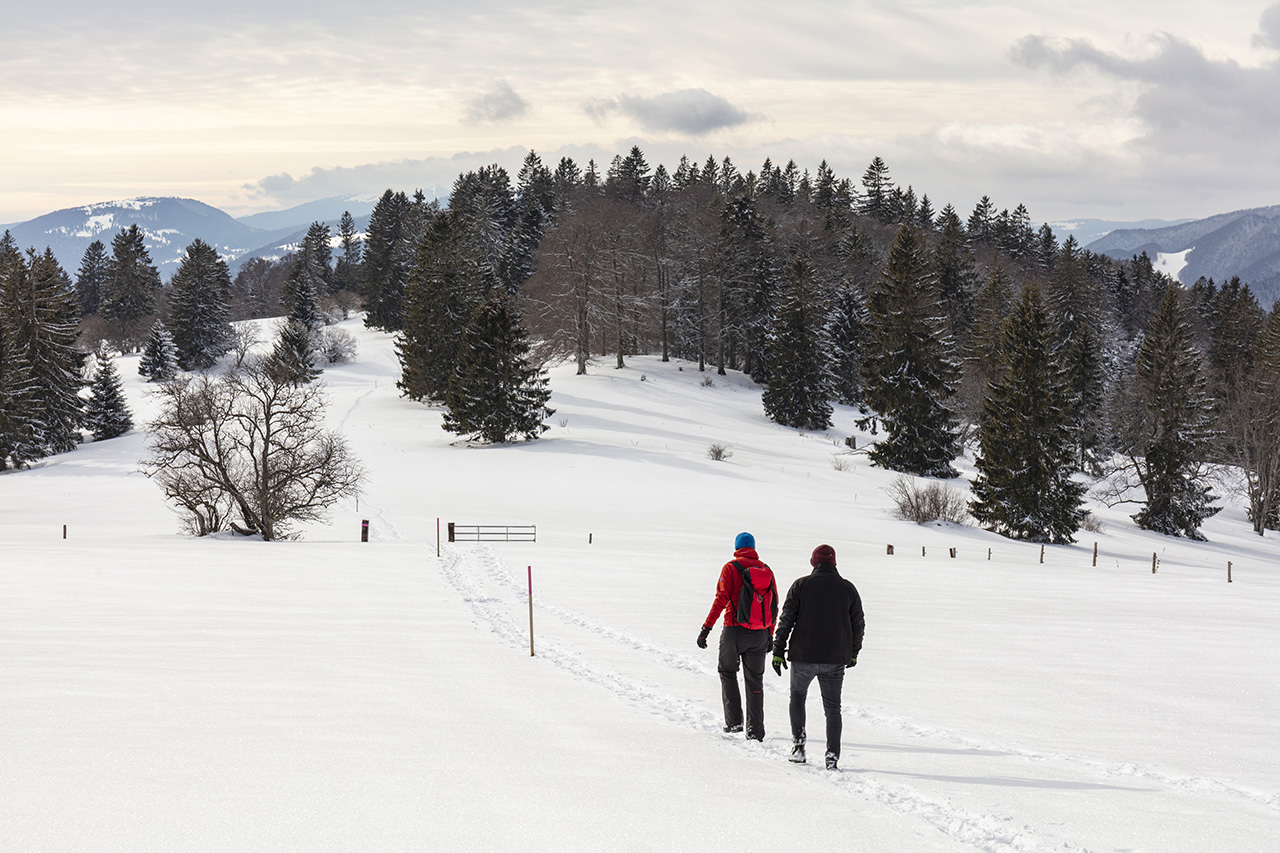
{"left": 361, "top": 147, "right": 1280, "bottom": 542}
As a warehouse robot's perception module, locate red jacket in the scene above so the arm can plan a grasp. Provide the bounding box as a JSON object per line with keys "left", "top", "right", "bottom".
{"left": 703, "top": 547, "right": 777, "bottom": 632}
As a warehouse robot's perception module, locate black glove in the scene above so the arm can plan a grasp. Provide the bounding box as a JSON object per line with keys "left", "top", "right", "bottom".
{"left": 772, "top": 655, "right": 787, "bottom": 676}
{"left": 697, "top": 625, "right": 711, "bottom": 649}
{"left": 847, "top": 656, "right": 858, "bottom": 668}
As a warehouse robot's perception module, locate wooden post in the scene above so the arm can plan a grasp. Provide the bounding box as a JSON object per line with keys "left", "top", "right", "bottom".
{"left": 922, "top": 546, "right": 926, "bottom": 557}
{"left": 361, "top": 519, "right": 369, "bottom": 542}
{"left": 448, "top": 522, "right": 455, "bottom": 543}
{"left": 528, "top": 566, "right": 535, "bottom": 657}
{"left": 1228, "top": 561, "right": 1233, "bottom": 583}
{"left": 62, "top": 524, "right": 67, "bottom": 540}
{"left": 987, "top": 547, "right": 991, "bottom": 561}
{"left": 1092, "top": 542, "right": 1098, "bottom": 567}
{"left": 886, "top": 544, "right": 894, "bottom": 555}
{"left": 589, "top": 533, "right": 593, "bottom": 544}
{"left": 949, "top": 548, "right": 956, "bottom": 559}
{"left": 1040, "top": 545, "right": 1045, "bottom": 564}
{"left": 1152, "top": 552, "right": 1157, "bottom": 574}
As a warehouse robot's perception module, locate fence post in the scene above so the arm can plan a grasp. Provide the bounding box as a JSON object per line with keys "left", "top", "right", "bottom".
{"left": 361, "top": 519, "right": 369, "bottom": 542}
{"left": 63, "top": 524, "right": 67, "bottom": 540}
{"left": 448, "top": 522, "right": 455, "bottom": 543}
{"left": 528, "top": 566, "right": 535, "bottom": 657}
{"left": 1092, "top": 542, "right": 1098, "bottom": 567}
{"left": 987, "top": 547, "right": 991, "bottom": 561}
{"left": 1152, "top": 552, "right": 1157, "bottom": 574}
{"left": 922, "top": 546, "right": 926, "bottom": 557}
{"left": 589, "top": 533, "right": 593, "bottom": 544}
{"left": 1040, "top": 545, "right": 1045, "bottom": 564}
{"left": 949, "top": 547, "right": 956, "bottom": 559}
{"left": 1228, "top": 561, "right": 1232, "bottom": 583}
{"left": 886, "top": 544, "right": 894, "bottom": 555}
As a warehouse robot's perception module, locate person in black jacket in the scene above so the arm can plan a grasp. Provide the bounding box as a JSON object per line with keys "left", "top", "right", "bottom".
{"left": 771, "top": 543, "right": 864, "bottom": 770}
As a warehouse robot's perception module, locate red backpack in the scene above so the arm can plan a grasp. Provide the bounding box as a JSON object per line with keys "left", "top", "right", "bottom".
{"left": 732, "top": 561, "right": 778, "bottom": 630}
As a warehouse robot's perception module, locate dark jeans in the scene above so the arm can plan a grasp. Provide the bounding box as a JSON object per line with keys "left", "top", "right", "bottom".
{"left": 789, "top": 662, "right": 845, "bottom": 758}
{"left": 718, "top": 626, "right": 771, "bottom": 738}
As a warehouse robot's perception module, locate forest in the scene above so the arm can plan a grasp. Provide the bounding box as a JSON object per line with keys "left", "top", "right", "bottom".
{"left": 3, "top": 148, "right": 1280, "bottom": 544}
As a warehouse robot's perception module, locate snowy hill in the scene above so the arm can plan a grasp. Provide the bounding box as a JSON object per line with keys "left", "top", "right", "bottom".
{"left": 1087, "top": 205, "right": 1280, "bottom": 306}
{"left": 2, "top": 319, "right": 1278, "bottom": 851}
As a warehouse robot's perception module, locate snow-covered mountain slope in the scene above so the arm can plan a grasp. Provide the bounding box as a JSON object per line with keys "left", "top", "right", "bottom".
{"left": 1087, "top": 204, "right": 1280, "bottom": 306}
{"left": 2, "top": 319, "right": 1278, "bottom": 851}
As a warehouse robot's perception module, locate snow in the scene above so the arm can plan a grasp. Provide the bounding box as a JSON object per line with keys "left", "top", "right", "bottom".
{"left": 3, "top": 317, "right": 1278, "bottom": 851}
{"left": 1156, "top": 248, "right": 1194, "bottom": 281}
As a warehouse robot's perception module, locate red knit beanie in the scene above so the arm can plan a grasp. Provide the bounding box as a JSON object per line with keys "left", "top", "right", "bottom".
{"left": 811, "top": 544, "right": 836, "bottom": 566}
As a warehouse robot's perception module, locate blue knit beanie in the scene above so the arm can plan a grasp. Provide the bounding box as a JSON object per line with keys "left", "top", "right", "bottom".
{"left": 734, "top": 531, "right": 755, "bottom": 550}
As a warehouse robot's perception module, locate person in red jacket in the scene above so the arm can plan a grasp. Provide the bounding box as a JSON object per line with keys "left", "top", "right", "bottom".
{"left": 697, "top": 531, "right": 778, "bottom": 741}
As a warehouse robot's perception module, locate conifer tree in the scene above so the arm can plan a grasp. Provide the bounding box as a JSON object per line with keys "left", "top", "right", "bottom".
{"left": 1047, "top": 236, "right": 1107, "bottom": 469}
{"left": 442, "top": 291, "right": 552, "bottom": 443}
{"left": 1128, "top": 285, "right": 1220, "bottom": 539}
{"left": 967, "top": 196, "right": 996, "bottom": 245}
{"left": 861, "top": 225, "right": 960, "bottom": 477}
{"left": 362, "top": 190, "right": 411, "bottom": 331}
{"left": 75, "top": 240, "right": 109, "bottom": 316}
{"left": 933, "top": 205, "right": 979, "bottom": 345}
{"left": 858, "top": 156, "right": 894, "bottom": 223}
{"left": 0, "top": 233, "right": 40, "bottom": 468}
{"left": 168, "top": 238, "right": 233, "bottom": 370}
{"left": 139, "top": 321, "right": 179, "bottom": 381}
{"left": 85, "top": 342, "right": 133, "bottom": 440}
{"left": 397, "top": 210, "right": 483, "bottom": 402}
{"left": 265, "top": 319, "right": 322, "bottom": 385}
{"left": 970, "top": 285, "right": 1086, "bottom": 542}
{"left": 333, "top": 211, "right": 363, "bottom": 293}
{"left": 1243, "top": 304, "right": 1280, "bottom": 533}
{"left": 762, "top": 253, "right": 833, "bottom": 430}
{"left": 102, "top": 225, "right": 162, "bottom": 349}
{"left": 6, "top": 249, "right": 86, "bottom": 457}
{"left": 828, "top": 278, "right": 868, "bottom": 407}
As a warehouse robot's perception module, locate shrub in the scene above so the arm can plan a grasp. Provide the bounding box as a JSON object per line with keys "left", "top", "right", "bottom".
{"left": 707, "top": 443, "right": 733, "bottom": 461}
{"left": 887, "top": 475, "right": 969, "bottom": 525}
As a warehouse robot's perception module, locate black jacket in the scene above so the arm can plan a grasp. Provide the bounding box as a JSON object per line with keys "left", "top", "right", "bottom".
{"left": 772, "top": 563, "right": 864, "bottom": 665}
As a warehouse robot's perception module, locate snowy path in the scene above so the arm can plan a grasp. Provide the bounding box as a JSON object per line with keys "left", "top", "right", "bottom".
{"left": 441, "top": 543, "right": 1280, "bottom": 853}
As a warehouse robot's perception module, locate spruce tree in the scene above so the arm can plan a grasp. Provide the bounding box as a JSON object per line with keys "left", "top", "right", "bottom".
{"left": 861, "top": 225, "right": 960, "bottom": 477}
{"left": 85, "top": 342, "right": 133, "bottom": 440}
{"left": 1047, "top": 236, "right": 1107, "bottom": 469}
{"left": 102, "top": 224, "right": 162, "bottom": 348}
{"left": 1244, "top": 304, "right": 1280, "bottom": 532}
{"left": 0, "top": 234, "right": 40, "bottom": 468}
{"left": 970, "top": 285, "right": 1086, "bottom": 543}
{"left": 333, "top": 211, "right": 363, "bottom": 294}
{"left": 933, "top": 205, "right": 979, "bottom": 345}
{"left": 1129, "top": 285, "right": 1220, "bottom": 539}
{"left": 397, "top": 210, "right": 483, "bottom": 402}
{"left": 762, "top": 253, "right": 833, "bottom": 430}
{"left": 442, "top": 291, "right": 552, "bottom": 443}
{"left": 858, "top": 157, "right": 894, "bottom": 223}
{"left": 265, "top": 319, "right": 322, "bottom": 385}
{"left": 827, "top": 278, "right": 868, "bottom": 407}
{"left": 168, "top": 238, "right": 233, "bottom": 370}
{"left": 362, "top": 190, "right": 411, "bottom": 331}
{"left": 75, "top": 240, "right": 109, "bottom": 316}
{"left": 139, "top": 321, "right": 178, "bottom": 381}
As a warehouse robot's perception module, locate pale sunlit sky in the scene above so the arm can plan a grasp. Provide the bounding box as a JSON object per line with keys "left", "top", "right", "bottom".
{"left": 3, "top": 0, "right": 1279, "bottom": 225}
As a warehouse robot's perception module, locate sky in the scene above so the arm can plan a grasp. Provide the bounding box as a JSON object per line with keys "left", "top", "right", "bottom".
{"left": 3, "top": 0, "right": 1280, "bottom": 226}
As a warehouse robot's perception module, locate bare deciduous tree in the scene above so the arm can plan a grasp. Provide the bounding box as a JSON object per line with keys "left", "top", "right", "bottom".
{"left": 143, "top": 358, "right": 363, "bottom": 540}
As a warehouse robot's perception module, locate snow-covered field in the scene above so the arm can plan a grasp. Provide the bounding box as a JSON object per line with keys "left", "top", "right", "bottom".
{"left": 3, "top": 317, "right": 1278, "bottom": 852}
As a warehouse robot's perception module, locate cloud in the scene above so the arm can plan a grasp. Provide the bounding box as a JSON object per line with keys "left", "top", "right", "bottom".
{"left": 1010, "top": 5, "right": 1280, "bottom": 205}
{"left": 586, "top": 88, "right": 756, "bottom": 135}
{"left": 464, "top": 80, "right": 530, "bottom": 124}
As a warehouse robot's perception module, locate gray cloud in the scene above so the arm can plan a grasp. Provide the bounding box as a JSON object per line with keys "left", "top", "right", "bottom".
{"left": 464, "top": 80, "right": 530, "bottom": 124}
{"left": 586, "top": 88, "right": 756, "bottom": 135}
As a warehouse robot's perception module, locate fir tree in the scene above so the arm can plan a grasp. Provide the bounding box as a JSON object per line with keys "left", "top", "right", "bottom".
{"left": 168, "top": 238, "right": 233, "bottom": 370}
{"left": 828, "top": 278, "right": 868, "bottom": 407}
{"left": 1243, "top": 304, "right": 1280, "bottom": 533}
{"left": 967, "top": 196, "right": 996, "bottom": 245}
{"left": 858, "top": 157, "right": 894, "bottom": 223}
{"left": 1047, "top": 236, "right": 1107, "bottom": 469}
{"left": 85, "top": 342, "right": 133, "bottom": 440}
{"left": 139, "top": 321, "right": 179, "bottom": 381}
{"left": 102, "top": 224, "right": 162, "bottom": 348}
{"left": 762, "top": 253, "right": 833, "bottom": 430}
{"left": 333, "top": 211, "right": 363, "bottom": 293}
{"left": 1128, "top": 285, "right": 1220, "bottom": 539}
{"left": 0, "top": 233, "right": 40, "bottom": 468}
{"left": 861, "top": 225, "right": 960, "bottom": 477}
{"left": 933, "top": 206, "right": 979, "bottom": 345}
{"left": 75, "top": 240, "right": 109, "bottom": 316}
{"left": 265, "top": 319, "right": 321, "bottom": 385}
{"left": 442, "top": 291, "right": 553, "bottom": 443}
{"left": 397, "top": 210, "right": 483, "bottom": 402}
{"left": 361, "top": 189, "right": 411, "bottom": 331}
{"left": 970, "top": 285, "right": 1086, "bottom": 543}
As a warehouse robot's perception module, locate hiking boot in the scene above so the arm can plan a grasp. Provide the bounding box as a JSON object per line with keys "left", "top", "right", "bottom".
{"left": 746, "top": 730, "right": 765, "bottom": 742}
{"left": 723, "top": 723, "right": 744, "bottom": 734}
{"left": 825, "top": 752, "right": 839, "bottom": 771}
{"left": 789, "top": 742, "right": 806, "bottom": 764}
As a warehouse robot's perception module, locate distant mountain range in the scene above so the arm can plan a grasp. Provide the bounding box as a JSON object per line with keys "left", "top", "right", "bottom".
{"left": 1084, "top": 205, "right": 1280, "bottom": 307}
{"left": 1, "top": 195, "right": 379, "bottom": 279}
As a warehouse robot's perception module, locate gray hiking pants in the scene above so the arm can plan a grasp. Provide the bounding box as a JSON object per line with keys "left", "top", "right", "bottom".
{"left": 789, "top": 661, "right": 845, "bottom": 758}
{"left": 718, "top": 626, "right": 771, "bottom": 739}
